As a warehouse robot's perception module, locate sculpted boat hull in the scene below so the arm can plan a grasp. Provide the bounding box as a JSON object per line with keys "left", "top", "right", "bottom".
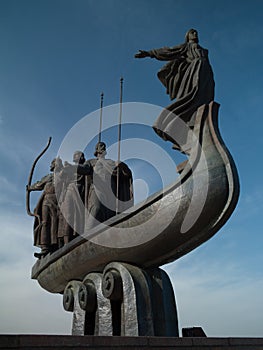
{"left": 31, "top": 102, "right": 239, "bottom": 293}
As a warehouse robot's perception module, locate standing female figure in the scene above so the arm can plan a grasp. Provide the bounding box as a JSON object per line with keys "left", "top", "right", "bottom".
{"left": 135, "top": 29, "right": 215, "bottom": 150}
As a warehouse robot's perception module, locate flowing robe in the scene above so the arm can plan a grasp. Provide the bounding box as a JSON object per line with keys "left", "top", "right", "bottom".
{"left": 57, "top": 166, "right": 91, "bottom": 240}
{"left": 150, "top": 42, "right": 215, "bottom": 146}
{"left": 77, "top": 158, "right": 134, "bottom": 229}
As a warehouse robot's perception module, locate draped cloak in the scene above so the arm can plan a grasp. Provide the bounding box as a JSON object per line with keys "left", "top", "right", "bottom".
{"left": 57, "top": 168, "right": 91, "bottom": 240}
{"left": 77, "top": 158, "right": 134, "bottom": 230}
{"left": 150, "top": 42, "right": 215, "bottom": 146}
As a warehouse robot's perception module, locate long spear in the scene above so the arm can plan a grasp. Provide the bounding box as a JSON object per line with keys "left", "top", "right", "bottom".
{"left": 98, "top": 92, "right": 104, "bottom": 143}
{"left": 116, "top": 77, "right": 123, "bottom": 214}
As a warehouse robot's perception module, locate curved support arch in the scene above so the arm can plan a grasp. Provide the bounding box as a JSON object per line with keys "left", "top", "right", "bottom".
{"left": 63, "top": 263, "right": 179, "bottom": 336}
{"left": 82, "top": 273, "right": 113, "bottom": 336}
{"left": 102, "top": 262, "right": 155, "bottom": 336}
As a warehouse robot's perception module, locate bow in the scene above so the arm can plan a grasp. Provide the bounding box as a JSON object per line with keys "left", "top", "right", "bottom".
{"left": 26, "top": 137, "right": 52, "bottom": 220}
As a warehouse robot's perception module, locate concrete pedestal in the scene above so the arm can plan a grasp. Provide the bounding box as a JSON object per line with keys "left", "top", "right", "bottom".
{"left": 1, "top": 335, "right": 263, "bottom": 349}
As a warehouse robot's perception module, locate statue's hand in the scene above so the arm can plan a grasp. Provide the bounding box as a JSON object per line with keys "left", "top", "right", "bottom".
{"left": 134, "top": 50, "right": 150, "bottom": 58}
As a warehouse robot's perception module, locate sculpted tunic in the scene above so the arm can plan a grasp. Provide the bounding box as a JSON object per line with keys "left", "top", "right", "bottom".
{"left": 57, "top": 165, "right": 92, "bottom": 240}
{"left": 31, "top": 173, "right": 58, "bottom": 247}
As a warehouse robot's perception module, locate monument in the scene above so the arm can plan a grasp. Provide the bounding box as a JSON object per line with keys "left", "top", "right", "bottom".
{"left": 27, "top": 29, "right": 240, "bottom": 339}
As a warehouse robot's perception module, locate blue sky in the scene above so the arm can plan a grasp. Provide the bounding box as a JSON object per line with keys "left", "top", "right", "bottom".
{"left": 0, "top": 0, "right": 263, "bottom": 337}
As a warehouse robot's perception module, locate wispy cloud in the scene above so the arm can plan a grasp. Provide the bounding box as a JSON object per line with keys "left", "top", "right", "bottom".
{"left": 0, "top": 212, "right": 72, "bottom": 334}
{"left": 0, "top": 263, "right": 72, "bottom": 334}
{"left": 0, "top": 212, "right": 33, "bottom": 264}
{"left": 164, "top": 253, "right": 263, "bottom": 337}
{"left": 0, "top": 176, "right": 22, "bottom": 207}
{"left": 234, "top": 187, "right": 263, "bottom": 223}
{"left": 0, "top": 132, "right": 36, "bottom": 169}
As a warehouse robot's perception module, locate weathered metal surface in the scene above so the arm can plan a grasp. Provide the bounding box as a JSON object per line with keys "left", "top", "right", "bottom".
{"left": 146, "top": 268, "right": 179, "bottom": 337}
{"left": 32, "top": 102, "right": 239, "bottom": 294}
{"left": 64, "top": 263, "right": 178, "bottom": 336}
{"left": 82, "top": 273, "right": 113, "bottom": 336}
{"left": 102, "top": 262, "right": 155, "bottom": 336}
{"left": 63, "top": 281, "right": 86, "bottom": 336}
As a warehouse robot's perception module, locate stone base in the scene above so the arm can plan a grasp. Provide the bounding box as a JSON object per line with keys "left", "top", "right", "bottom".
{"left": 1, "top": 335, "right": 263, "bottom": 349}
{"left": 63, "top": 263, "right": 179, "bottom": 336}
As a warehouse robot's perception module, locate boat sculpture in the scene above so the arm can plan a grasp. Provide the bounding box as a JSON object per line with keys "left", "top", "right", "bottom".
{"left": 31, "top": 101, "right": 239, "bottom": 294}
{"left": 29, "top": 28, "right": 240, "bottom": 336}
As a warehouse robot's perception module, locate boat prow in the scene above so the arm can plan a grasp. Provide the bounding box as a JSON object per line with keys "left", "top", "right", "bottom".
{"left": 32, "top": 102, "right": 239, "bottom": 293}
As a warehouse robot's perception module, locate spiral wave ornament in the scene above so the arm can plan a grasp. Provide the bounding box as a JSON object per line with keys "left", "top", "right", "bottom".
{"left": 102, "top": 269, "right": 123, "bottom": 300}
{"left": 63, "top": 284, "right": 74, "bottom": 312}
{"left": 78, "top": 281, "right": 97, "bottom": 312}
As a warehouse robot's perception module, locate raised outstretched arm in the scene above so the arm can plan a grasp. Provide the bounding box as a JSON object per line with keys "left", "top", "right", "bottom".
{"left": 134, "top": 50, "right": 151, "bottom": 58}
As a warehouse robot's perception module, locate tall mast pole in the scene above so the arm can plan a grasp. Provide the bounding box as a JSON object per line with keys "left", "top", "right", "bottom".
{"left": 116, "top": 77, "right": 123, "bottom": 214}
{"left": 98, "top": 92, "right": 104, "bottom": 143}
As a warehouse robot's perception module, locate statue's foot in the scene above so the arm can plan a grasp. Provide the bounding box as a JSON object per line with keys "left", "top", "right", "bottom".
{"left": 34, "top": 249, "right": 50, "bottom": 259}
{"left": 172, "top": 143, "right": 191, "bottom": 155}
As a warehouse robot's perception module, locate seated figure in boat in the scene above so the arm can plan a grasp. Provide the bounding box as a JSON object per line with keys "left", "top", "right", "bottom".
{"left": 28, "top": 157, "right": 63, "bottom": 258}
{"left": 77, "top": 142, "right": 134, "bottom": 229}
{"left": 57, "top": 151, "right": 92, "bottom": 247}
{"left": 135, "top": 29, "right": 215, "bottom": 151}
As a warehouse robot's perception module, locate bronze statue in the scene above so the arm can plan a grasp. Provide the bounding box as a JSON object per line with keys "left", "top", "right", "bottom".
{"left": 28, "top": 157, "right": 63, "bottom": 258}
{"left": 77, "top": 142, "right": 134, "bottom": 229}
{"left": 29, "top": 30, "right": 241, "bottom": 339}
{"left": 57, "top": 151, "right": 92, "bottom": 247}
{"left": 135, "top": 29, "right": 215, "bottom": 150}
